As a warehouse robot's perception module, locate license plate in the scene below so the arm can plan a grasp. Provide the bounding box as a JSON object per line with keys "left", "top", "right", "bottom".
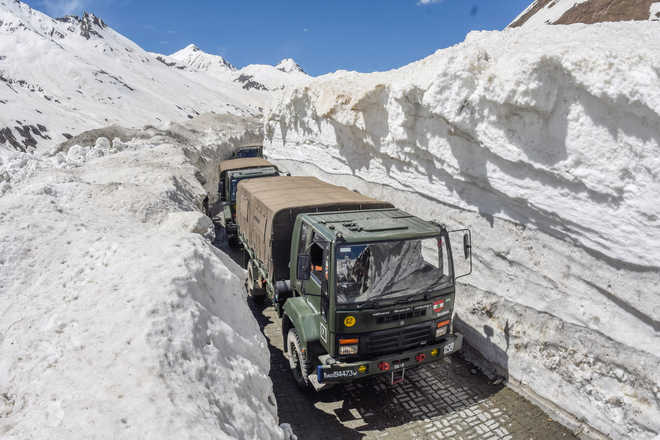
{"left": 324, "top": 368, "right": 358, "bottom": 379}
{"left": 443, "top": 343, "right": 455, "bottom": 354}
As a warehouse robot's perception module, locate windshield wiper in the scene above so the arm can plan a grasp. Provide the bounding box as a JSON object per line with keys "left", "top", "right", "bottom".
{"left": 357, "top": 298, "right": 394, "bottom": 310}
{"left": 394, "top": 292, "right": 429, "bottom": 304}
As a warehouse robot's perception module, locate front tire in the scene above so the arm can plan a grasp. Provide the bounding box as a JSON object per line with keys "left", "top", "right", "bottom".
{"left": 287, "top": 329, "right": 311, "bottom": 390}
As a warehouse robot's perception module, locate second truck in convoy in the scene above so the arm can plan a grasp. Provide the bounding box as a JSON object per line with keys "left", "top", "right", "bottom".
{"left": 217, "top": 157, "right": 282, "bottom": 246}
{"left": 236, "top": 176, "right": 472, "bottom": 390}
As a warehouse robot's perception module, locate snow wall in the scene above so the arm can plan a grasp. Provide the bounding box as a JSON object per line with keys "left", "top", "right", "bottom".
{"left": 264, "top": 22, "right": 660, "bottom": 440}
{"left": 0, "top": 114, "right": 293, "bottom": 439}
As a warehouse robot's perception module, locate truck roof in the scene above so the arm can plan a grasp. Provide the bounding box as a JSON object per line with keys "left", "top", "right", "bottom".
{"left": 237, "top": 176, "right": 387, "bottom": 214}
{"left": 219, "top": 157, "right": 274, "bottom": 174}
{"left": 302, "top": 209, "right": 444, "bottom": 243}
{"left": 236, "top": 176, "right": 393, "bottom": 281}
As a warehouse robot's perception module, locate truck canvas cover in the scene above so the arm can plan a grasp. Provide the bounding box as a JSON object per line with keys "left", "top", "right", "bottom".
{"left": 219, "top": 157, "right": 275, "bottom": 174}
{"left": 237, "top": 176, "right": 393, "bottom": 281}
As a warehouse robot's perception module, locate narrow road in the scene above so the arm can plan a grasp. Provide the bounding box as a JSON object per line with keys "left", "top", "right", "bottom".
{"left": 214, "top": 225, "right": 577, "bottom": 439}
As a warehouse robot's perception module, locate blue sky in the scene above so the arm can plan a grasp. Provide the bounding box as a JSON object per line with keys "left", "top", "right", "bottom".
{"left": 29, "top": 0, "right": 532, "bottom": 75}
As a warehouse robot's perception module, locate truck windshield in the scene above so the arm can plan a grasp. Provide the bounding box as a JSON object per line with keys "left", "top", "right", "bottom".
{"left": 235, "top": 148, "right": 261, "bottom": 158}
{"left": 335, "top": 238, "right": 451, "bottom": 306}
{"left": 228, "top": 167, "right": 277, "bottom": 201}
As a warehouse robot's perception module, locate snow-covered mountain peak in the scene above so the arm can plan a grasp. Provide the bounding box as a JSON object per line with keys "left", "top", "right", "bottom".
{"left": 276, "top": 58, "right": 305, "bottom": 74}
{"left": 169, "top": 43, "right": 235, "bottom": 73}
{"left": 55, "top": 11, "right": 107, "bottom": 40}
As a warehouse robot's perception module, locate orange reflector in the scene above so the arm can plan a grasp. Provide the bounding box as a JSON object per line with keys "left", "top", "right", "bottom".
{"left": 339, "top": 338, "right": 359, "bottom": 345}
{"left": 437, "top": 320, "right": 450, "bottom": 328}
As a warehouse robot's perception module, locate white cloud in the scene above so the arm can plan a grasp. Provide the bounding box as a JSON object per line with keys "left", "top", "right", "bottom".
{"left": 417, "top": 0, "right": 444, "bottom": 5}
{"left": 40, "top": 0, "right": 86, "bottom": 16}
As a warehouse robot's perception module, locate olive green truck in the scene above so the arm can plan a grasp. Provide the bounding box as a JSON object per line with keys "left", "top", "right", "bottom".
{"left": 236, "top": 176, "right": 472, "bottom": 390}
{"left": 218, "top": 157, "right": 281, "bottom": 246}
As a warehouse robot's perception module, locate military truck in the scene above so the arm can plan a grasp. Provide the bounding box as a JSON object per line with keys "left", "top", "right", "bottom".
{"left": 231, "top": 145, "right": 263, "bottom": 159}
{"left": 236, "top": 176, "right": 472, "bottom": 390}
{"left": 218, "top": 157, "right": 280, "bottom": 246}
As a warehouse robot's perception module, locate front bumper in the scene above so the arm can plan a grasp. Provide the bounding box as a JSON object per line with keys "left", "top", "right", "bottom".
{"left": 316, "top": 333, "right": 463, "bottom": 384}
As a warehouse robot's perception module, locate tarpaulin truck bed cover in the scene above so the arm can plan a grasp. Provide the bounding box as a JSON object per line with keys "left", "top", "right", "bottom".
{"left": 236, "top": 176, "right": 393, "bottom": 281}
{"left": 219, "top": 157, "right": 274, "bottom": 174}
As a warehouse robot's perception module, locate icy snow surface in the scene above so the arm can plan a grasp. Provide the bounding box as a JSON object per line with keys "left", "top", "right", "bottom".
{"left": 0, "top": 114, "right": 293, "bottom": 439}
{"left": 265, "top": 21, "right": 660, "bottom": 440}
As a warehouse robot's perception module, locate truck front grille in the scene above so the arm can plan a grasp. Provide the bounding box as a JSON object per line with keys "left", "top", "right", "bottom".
{"left": 375, "top": 309, "right": 426, "bottom": 325}
{"left": 364, "top": 322, "right": 432, "bottom": 356}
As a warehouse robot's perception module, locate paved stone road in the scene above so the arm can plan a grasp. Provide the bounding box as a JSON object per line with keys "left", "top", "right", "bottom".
{"left": 250, "top": 302, "right": 577, "bottom": 440}
{"left": 213, "top": 226, "right": 577, "bottom": 440}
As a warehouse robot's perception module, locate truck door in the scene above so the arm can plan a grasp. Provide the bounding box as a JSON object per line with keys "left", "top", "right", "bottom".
{"left": 298, "top": 224, "right": 328, "bottom": 298}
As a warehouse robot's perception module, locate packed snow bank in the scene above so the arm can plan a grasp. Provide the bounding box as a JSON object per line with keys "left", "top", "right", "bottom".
{"left": 0, "top": 114, "right": 292, "bottom": 439}
{"left": 265, "top": 22, "right": 660, "bottom": 440}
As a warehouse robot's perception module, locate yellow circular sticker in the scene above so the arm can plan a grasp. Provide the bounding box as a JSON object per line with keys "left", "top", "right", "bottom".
{"left": 344, "top": 316, "right": 356, "bottom": 327}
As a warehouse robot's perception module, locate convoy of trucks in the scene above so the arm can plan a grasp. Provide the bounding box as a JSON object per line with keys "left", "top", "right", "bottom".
{"left": 225, "top": 172, "right": 472, "bottom": 390}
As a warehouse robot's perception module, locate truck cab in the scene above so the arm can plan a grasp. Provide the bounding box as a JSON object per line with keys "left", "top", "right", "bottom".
{"left": 231, "top": 145, "right": 263, "bottom": 159}
{"left": 282, "top": 209, "right": 471, "bottom": 389}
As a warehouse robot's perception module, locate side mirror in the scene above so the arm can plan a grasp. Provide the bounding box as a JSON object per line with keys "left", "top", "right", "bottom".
{"left": 449, "top": 228, "right": 472, "bottom": 279}
{"left": 297, "top": 254, "right": 311, "bottom": 281}
{"left": 463, "top": 233, "right": 471, "bottom": 259}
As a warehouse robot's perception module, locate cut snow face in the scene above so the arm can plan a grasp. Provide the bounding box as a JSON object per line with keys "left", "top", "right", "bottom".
{"left": 0, "top": 1, "right": 310, "bottom": 152}
{"left": 510, "top": 0, "right": 659, "bottom": 27}
{"left": 0, "top": 113, "right": 294, "bottom": 439}
{"left": 264, "top": 21, "right": 660, "bottom": 440}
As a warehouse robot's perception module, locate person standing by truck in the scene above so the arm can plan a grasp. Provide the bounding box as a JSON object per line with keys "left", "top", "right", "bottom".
{"left": 236, "top": 176, "right": 472, "bottom": 390}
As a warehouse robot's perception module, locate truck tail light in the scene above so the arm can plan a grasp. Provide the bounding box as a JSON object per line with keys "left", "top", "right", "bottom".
{"left": 415, "top": 353, "right": 426, "bottom": 363}
{"left": 378, "top": 361, "right": 390, "bottom": 371}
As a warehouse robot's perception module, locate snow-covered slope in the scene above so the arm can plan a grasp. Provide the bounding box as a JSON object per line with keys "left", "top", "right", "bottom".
{"left": 510, "top": 0, "right": 660, "bottom": 27}
{"left": 264, "top": 21, "right": 660, "bottom": 440}
{"left": 169, "top": 44, "right": 235, "bottom": 75}
{"left": 0, "top": 1, "right": 310, "bottom": 153}
{"left": 158, "top": 45, "right": 310, "bottom": 95}
{"left": 0, "top": 113, "right": 295, "bottom": 439}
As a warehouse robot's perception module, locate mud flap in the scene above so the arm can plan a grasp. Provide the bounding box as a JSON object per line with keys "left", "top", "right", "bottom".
{"left": 390, "top": 362, "right": 406, "bottom": 385}
{"left": 308, "top": 373, "right": 330, "bottom": 392}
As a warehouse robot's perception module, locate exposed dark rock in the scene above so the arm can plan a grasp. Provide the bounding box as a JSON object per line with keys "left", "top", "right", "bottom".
{"left": 62, "top": 133, "right": 73, "bottom": 140}
{"left": 155, "top": 56, "right": 177, "bottom": 67}
{"left": 93, "top": 70, "right": 134, "bottom": 92}
{"left": 0, "top": 128, "right": 23, "bottom": 151}
{"left": 235, "top": 74, "right": 268, "bottom": 91}
{"left": 56, "top": 12, "right": 106, "bottom": 40}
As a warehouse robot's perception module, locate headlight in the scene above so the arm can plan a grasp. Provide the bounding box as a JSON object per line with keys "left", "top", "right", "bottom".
{"left": 339, "top": 344, "right": 358, "bottom": 355}
{"left": 435, "top": 320, "right": 450, "bottom": 339}
{"left": 339, "top": 338, "right": 359, "bottom": 355}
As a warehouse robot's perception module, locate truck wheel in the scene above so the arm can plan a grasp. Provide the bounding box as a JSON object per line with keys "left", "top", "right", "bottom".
{"left": 287, "top": 329, "right": 311, "bottom": 390}
{"left": 247, "top": 261, "right": 266, "bottom": 305}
